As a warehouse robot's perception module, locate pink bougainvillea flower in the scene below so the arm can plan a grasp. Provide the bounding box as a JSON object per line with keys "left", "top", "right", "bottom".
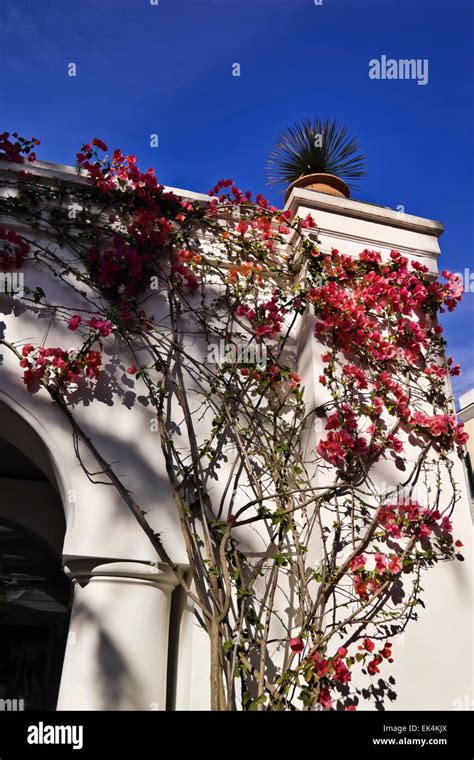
{"left": 19, "top": 345, "right": 102, "bottom": 390}
{"left": 313, "top": 658, "right": 329, "bottom": 678}
{"left": 236, "top": 221, "right": 249, "bottom": 234}
{"left": 289, "top": 637, "right": 304, "bottom": 653}
{"left": 440, "top": 516, "right": 453, "bottom": 532}
{"left": 349, "top": 554, "right": 366, "bottom": 572}
{"left": 387, "top": 434, "right": 404, "bottom": 453}
{"left": 0, "top": 226, "right": 30, "bottom": 270}
{"left": 68, "top": 315, "right": 82, "bottom": 331}
{"left": 388, "top": 555, "right": 402, "bottom": 574}
{"left": 353, "top": 575, "right": 370, "bottom": 600}
{"left": 87, "top": 317, "right": 114, "bottom": 337}
{"left": 254, "top": 324, "right": 273, "bottom": 337}
{"left": 418, "top": 523, "right": 433, "bottom": 539}
{"left": 318, "top": 687, "right": 333, "bottom": 710}
{"left": 8, "top": 134, "right": 468, "bottom": 711}
{"left": 300, "top": 213, "right": 317, "bottom": 229}
{"left": 332, "top": 656, "right": 351, "bottom": 684}
{"left": 21, "top": 343, "right": 35, "bottom": 357}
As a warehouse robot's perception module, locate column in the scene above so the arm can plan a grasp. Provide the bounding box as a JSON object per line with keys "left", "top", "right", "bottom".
{"left": 57, "top": 559, "right": 177, "bottom": 710}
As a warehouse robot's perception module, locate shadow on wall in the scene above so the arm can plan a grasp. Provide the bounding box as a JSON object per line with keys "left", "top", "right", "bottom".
{"left": 0, "top": 371, "right": 178, "bottom": 561}
{"left": 66, "top": 592, "right": 141, "bottom": 710}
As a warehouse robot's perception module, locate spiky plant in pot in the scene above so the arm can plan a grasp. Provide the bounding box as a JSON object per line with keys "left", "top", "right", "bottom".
{"left": 266, "top": 117, "right": 367, "bottom": 200}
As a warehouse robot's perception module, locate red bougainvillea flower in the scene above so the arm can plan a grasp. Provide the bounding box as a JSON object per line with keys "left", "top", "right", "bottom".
{"left": 19, "top": 346, "right": 103, "bottom": 390}
{"left": 410, "top": 411, "right": 468, "bottom": 446}
{"left": 332, "top": 656, "right": 351, "bottom": 684}
{"left": 418, "top": 523, "right": 433, "bottom": 539}
{"left": 368, "top": 655, "right": 383, "bottom": 674}
{"left": 83, "top": 350, "right": 102, "bottom": 378}
{"left": 362, "top": 638, "right": 375, "bottom": 652}
{"left": 8, "top": 135, "right": 466, "bottom": 713}
{"left": 86, "top": 317, "right": 114, "bottom": 337}
{"left": 0, "top": 227, "right": 30, "bottom": 270}
{"left": 92, "top": 138, "right": 108, "bottom": 152}
{"left": 21, "top": 343, "right": 35, "bottom": 357}
{"left": 380, "top": 642, "right": 393, "bottom": 660}
{"left": 289, "top": 637, "right": 304, "bottom": 653}
{"left": 289, "top": 372, "right": 301, "bottom": 389}
{"left": 440, "top": 516, "right": 452, "bottom": 532}
{"left": 313, "top": 657, "right": 329, "bottom": 678}
{"left": 318, "top": 687, "right": 333, "bottom": 710}
{"left": 0, "top": 133, "right": 40, "bottom": 164}
{"left": 68, "top": 315, "right": 82, "bottom": 331}
{"left": 171, "top": 262, "right": 199, "bottom": 292}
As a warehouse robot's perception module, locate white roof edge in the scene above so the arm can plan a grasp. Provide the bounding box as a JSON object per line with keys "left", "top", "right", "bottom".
{"left": 459, "top": 388, "right": 474, "bottom": 412}
{"left": 1, "top": 160, "right": 445, "bottom": 234}
{"left": 0, "top": 159, "right": 210, "bottom": 202}
{"left": 285, "top": 186, "right": 444, "bottom": 238}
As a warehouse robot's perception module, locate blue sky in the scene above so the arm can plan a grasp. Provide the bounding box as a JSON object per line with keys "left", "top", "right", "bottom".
{"left": 1, "top": 0, "right": 472, "bottom": 399}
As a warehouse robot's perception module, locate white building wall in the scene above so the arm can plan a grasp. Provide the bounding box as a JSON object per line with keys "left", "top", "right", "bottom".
{"left": 290, "top": 188, "right": 473, "bottom": 711}
{"left": 0, "top": 161, "right": 471, "bottom": 710}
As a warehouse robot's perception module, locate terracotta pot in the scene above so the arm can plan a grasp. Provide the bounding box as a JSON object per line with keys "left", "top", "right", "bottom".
{"left": 284, "top": 173, "right": 350, "bottom": 202}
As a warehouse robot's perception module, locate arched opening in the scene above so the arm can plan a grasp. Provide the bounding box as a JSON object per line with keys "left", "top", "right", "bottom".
{"left": 0, "top": 436, "right": 71, "bottom": 710}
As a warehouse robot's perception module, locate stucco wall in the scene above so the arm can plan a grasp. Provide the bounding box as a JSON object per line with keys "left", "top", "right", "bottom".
{"left": 0, "top": 161, "right": 471, "bottom": 711}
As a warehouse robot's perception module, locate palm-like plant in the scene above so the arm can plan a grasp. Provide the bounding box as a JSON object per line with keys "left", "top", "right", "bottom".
{"left": 266, "top": 117, "right": 367, "bottom": 194}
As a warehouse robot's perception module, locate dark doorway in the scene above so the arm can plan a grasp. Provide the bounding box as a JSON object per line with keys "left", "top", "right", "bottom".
{"left": 0, "top": 438, "right": 71, "bottom": 711}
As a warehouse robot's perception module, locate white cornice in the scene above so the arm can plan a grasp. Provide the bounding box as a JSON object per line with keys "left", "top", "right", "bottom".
{"left": 2, "top": 161, "right": 445, "bottom": 238}
{"left": 459, "top": 389, "right": 474, "bottom": 422}
{"left": 459, "top": 405, "right": 474, "bottom": 424}
{"left": 311, "top": 226, "right": 441, "bottom": 261}
{"left": 285, "top": 186, "right": 444, "bottom": 239}
{"left": 0, "top": 159, "right": 210, "bottom": 202}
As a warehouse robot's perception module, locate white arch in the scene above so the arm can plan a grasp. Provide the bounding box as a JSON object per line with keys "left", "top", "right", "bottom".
{"left": 0, "top": 390, "right": 74, "bottom": 533}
